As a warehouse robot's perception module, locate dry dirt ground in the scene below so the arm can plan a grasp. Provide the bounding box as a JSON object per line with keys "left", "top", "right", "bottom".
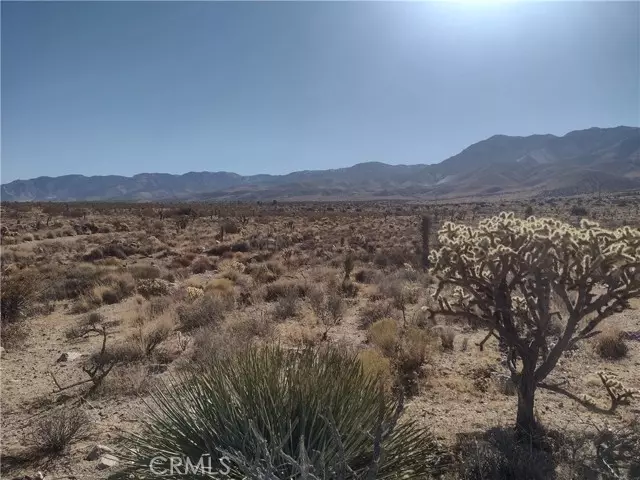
{"left": 1, "top": 194, "right": 640, "bottom": 479}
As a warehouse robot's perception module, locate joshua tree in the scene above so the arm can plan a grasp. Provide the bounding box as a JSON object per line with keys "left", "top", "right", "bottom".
{"left": 429, "top": 212, "right": 640, "bottom": 438}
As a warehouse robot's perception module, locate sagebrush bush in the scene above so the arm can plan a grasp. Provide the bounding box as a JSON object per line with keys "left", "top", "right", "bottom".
{"left": 119, "top": 346, "right": 449, "bottom": 478}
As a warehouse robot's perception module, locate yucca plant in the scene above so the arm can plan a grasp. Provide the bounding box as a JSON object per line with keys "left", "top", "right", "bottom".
{"left": 118, "top": 346, "right": 448, "bottom": 479}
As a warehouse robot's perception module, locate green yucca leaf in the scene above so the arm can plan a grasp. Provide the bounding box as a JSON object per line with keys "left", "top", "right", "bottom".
{"left": 116, "top": 345, "right": 448, "bottom": 479}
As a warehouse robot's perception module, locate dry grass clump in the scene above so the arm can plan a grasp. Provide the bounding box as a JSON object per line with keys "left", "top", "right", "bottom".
{"left": 130, "top": 318, "right": 173, "bottom": 358}
{"left": 97, "top": 364, "right": 155, "bottom": 397}
{"left": 368, "top": 319, "right": 399, "bottom": 357}
{"left": 28, "top": 407, "right": 90, "bottom": 454}
{"left": 1, "top": 269, "right": 39, "bottom": 327}
{"left": 357, "top": 348, "right": 394, "bottom": 389}
{"left": 595, "top": 329, "right": 629, "bottom": 360}
{"left": 366, "top": 319, "right": 435, "bottom": 393}
{"left": 176, "top": 294, "right": 227, "bottom": 331}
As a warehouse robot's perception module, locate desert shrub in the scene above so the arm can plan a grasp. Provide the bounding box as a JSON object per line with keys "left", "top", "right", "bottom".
{"left": 100, "top": 273, "right": 136, "bottom": 304}
{"left": 246, "top": 262, "right": 281, "bottom": 283}
{"left": 354, "top": 267, "right": 382, "bottom": 284}
{"left": 308, "top": 285, "right": 345, "bottom": 334}
{"left": 28, "top": 407, "right": 90, "bottom": 454}
{"left": 570, "top": 205, "right": 589, "bottom": 216}
{"left": 357, "top": 348, "right": 394, "bottom": 389}
{"left": 148, "top": 297, "right": 172, "bottom": 318}
{"left": 204, "top": 277, "right": 235, "bottom": 294}
{"left": 131, "top": 319, "right": 173, "bottom": 358}
{"left": 524, "top": 205, "right": 534, "bottom": 218}
{"left": 118, "top": 346, "right": 449, "bottom": 478}
{"left": 106, "top": 340, "right": 146, "bottom": 364}
{"left": 230, "top": 242, "right": 250, "bottom": 252}
{"left": 221, "top": 219, "right": 241, "bottom": 234}
{"left": 190, "top": 256, "right": 215, "bottom": 274}
{"left": 373, "top": 248, "right": 418, "bottom": 269}
{"left": 396, "top": 327, "right": 434, "bottom": 392}
{"left": 273, "top": 290, "right": 299, "bottom": 320}
{"left": 368, "top": 319, "right": 399, "bottom": 357}
{"left": 264, "top": 280, "right": 308, "bottom": 302}
{"left": 438, "top": 326, "right": 456, "bottom": 351}
{"left": 454, "top": 428, "right": 556, "bottom": 480}
{"left": 1, "top": 270, "right": 38, "bottom": 327}
{"left": 176, "top": 295, "right": 226, "bottom": 331}
{"left": 83, "top": 244, "right": 127, "bottom": 261}
{"left": 128, "top": 264, "right": 162, "bottom": 280}
{"left": 46, "top": 263, "right": 103, "bottom": 301}
{"left": 226, "top": 314, "right": 274, "bottom": 344}
{"left": 98, "top": 364, "right": 155, "bottom": 397}
{"left": 340, "top": 278, "right": 359, "bottom": 297}
{"left": 595, "top": 329, "right": 629, "bottom": 360}
{"left": 359, "top": 300, "right": 394, "bottom": 329}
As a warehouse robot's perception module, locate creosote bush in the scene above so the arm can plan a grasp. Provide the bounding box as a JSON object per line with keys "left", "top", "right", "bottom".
{"left": 119, "top": 346, "right": 449, "bottom": 478}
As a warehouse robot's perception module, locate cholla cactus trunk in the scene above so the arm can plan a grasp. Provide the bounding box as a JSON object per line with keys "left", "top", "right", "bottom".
{"left": 421, "top": 215, "right": 431, "bottom": 270}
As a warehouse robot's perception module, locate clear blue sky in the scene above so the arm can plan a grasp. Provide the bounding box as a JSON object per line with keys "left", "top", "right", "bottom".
{"left": 2, "top": 1, "right": 638, "bottom": 183}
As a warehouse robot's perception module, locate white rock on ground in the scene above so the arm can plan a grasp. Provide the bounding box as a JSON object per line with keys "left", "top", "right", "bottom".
{"left": 97, "top": 454, "right": 119, "bottom": 469}
{"left": 56, "top": 351, "right": 82, "bottom": 362}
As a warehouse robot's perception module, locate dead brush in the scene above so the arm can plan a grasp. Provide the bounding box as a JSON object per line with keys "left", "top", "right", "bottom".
{"left": 28, "top": 407, "right": 90, "bottom": 454}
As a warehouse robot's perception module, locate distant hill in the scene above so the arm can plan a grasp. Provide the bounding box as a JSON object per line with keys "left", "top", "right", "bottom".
{"left": 2, "top": 126, "right": 639, "bottom": 202}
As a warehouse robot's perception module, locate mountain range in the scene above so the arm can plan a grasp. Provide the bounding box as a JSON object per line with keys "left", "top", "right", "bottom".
{"left": 2, "top": 126, "right": 639, "bottom": 202}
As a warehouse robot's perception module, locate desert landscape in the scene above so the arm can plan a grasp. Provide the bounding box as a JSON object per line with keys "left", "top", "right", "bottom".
{"left": 1, "top": 193, "right": 639, "bottom": 479}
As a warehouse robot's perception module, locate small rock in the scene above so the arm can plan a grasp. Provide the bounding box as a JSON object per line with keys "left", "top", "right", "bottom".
{"left": 97, "top": 454, "right": 118, "bottom": 469}
{"left": 56, "top": 352, "right": 82, "bottom": 363}
{"left": 86, "top": 444, "right": 114, "bottom": 461}
{"left": 0, "top": 346, "right": 5, "bottom": 357}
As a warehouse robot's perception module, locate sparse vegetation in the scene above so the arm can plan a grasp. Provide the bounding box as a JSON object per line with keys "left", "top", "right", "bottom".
{"left": 1, "top": 200, "right": 639, "bottom": 478}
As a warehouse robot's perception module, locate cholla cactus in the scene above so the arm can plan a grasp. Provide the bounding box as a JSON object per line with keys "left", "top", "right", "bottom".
{"left": 429, "top": 212, "right": 640, "bottom": 436}
{"left": 186, "top": 286, "right": 205, "bottom": 300}
{"left": 597, "top": 371, "right": 639, "bottom": 411}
